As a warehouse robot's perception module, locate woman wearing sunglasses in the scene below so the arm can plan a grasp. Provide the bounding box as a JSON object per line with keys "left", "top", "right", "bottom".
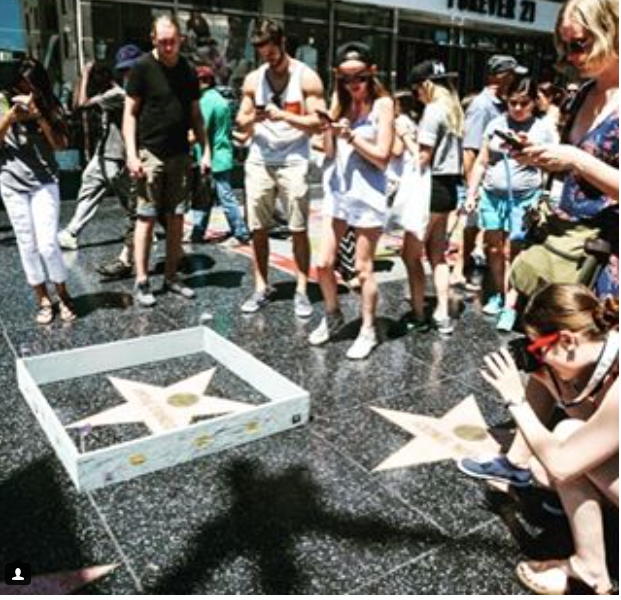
{"left": 510, "top": 0, "right": 619, "bottom": 300}
{"left": 308, "top": 42, "right": 394, "bottom": 359}
{"left": 0, "top": 57, "right": 76, "bottom": 324}
{"left": 464, "top": 77, "right": 557, "bottom": 332}
{"left": 465, "top": 283, "right": 618, "bottom": 594}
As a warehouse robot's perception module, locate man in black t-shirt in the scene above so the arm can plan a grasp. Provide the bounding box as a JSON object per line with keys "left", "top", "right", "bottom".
{"left": 124, "top": 14, "right": 211, "bottom": 307}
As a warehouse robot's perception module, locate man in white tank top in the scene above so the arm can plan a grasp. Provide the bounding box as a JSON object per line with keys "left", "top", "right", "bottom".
{"left": 236, "top": 18, "right": 326, "bottom": 317}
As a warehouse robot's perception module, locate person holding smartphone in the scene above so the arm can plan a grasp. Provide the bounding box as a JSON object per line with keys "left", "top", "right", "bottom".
{"left": 464, "top": 77, "right": 557, "bottom": 332}
{"left": 308, "top": 42, "right": 394, "bottom": 359}
{"left": 0, "top": 57, "right": 76, "bottom": 324}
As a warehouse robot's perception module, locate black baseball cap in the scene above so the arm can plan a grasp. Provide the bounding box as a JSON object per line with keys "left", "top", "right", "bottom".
{"left": 335, "top": 42, "right": 373, "bottom": 67}
{"left": 409, "top": 60, "right": 457, "bottom": 86}
{"left": 487, "top": 55, "right": 528, "bottom": 76}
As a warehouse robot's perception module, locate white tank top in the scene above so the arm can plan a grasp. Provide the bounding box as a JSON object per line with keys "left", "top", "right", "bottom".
{"left": 247, "top": 60, "right": 310, "bottom": 166}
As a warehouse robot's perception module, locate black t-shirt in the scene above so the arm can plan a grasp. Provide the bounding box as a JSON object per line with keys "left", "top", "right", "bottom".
{"left": 126, "top": 52, "right": 200, "bottom": 158}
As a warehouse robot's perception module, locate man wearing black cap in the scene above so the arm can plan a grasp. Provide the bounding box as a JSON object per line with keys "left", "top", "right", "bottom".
{"left": 452, "top": 54, "right": 527, "bottom": 288}
{"left": 58, "top": 45, "right": 143, "bottom": 262}
{"left": 236, "top": 18, "right": 326, "bottom": 318}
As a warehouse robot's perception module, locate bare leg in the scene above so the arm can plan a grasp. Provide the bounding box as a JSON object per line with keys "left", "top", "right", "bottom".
{"left": 316, "top": 217, "right": 347, "bottom": 314}
{"left": 354, "top": 227, "right": 382, "bottom": 329}
{"left": 250, "top": 228, "right": 270, "bottom": 292}
{"left": 134, "top": 216, "right": 155, "bottom": 283}
{"left": 484, "top": 229, "right": 506, "bottom": 296}
{"left": 426, "top": 213, "right": 451, "bottom": 320}
{"left": 164, "top": 214, "right": 184, "bottom": 282}
{"left": 401, "top": 232, "right": 426, "bottom": 320}
{"left": 291, "top": 230, "right": 310, "bottom": 295}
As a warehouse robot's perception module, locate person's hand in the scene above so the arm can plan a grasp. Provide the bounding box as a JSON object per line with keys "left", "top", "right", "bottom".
{"left": 515, "top": 143, "right": 582, "bottom": 172}
{"left": 200, "top": 153, "right": 211, "bottom": 175}
{"left": 464, "top": 193, "right": 478, "bottom": 214}
{"left": 127, "top": 155, "right": 145, "bottom": 179}
{"left": 334, "top": 118, "right": 352, "bottom": 140}
{"left": 480, "top": 348, "right": 526, "bottom": 407}
{"left": 395, "top": 120, "right": 413, "bottom": 140}
{"left": 264, "top": 103, "right": 285, "bottom": 122}
{"left": 11, "top": 94, "right": 39, "bottom": 121}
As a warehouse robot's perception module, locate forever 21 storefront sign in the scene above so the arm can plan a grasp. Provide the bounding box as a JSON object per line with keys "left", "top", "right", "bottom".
{"left": 447, "top": 0, "right": 537, "bottom": 24}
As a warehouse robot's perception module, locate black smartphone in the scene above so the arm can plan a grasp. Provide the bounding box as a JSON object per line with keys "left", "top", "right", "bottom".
{"left": 507, "top": 337, "right": 539, "bottom": 373}
{"left": 494, "top": 129, "right": 526, "bottom": 151}
{"left": 315, "top": 108, "right": 333, "bottom": 123}
{"left": 254, "top": 104, "right": 266, "bottom": 112}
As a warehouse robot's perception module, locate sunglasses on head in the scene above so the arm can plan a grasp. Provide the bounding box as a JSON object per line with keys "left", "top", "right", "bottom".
{"left": 564, "top": 38, "right": 590, "bottom": 54}
{"left": 339, "top": 73, "right": 370, "bottom": 85}
{"left": 508, "top": 99, "right": 533, "bottom": 109}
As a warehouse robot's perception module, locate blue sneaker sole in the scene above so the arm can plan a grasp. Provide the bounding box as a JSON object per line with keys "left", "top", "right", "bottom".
{"left": 456, "top": 459, "right": 533, "bottom": 488}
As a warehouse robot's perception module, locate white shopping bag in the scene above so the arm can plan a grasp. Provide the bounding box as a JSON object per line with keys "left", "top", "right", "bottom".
{"left": 390, "top": 162, "right": 431, "bottom": 240}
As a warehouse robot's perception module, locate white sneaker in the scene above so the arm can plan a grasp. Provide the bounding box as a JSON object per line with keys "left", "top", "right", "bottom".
{"left": 58, "top": 229, "right": 78, "bottom": 250}
{"left": 346, "top": 326, "right": 378, "bottom": 360}
{"left": 308, "top": 311, "right": 344, "bottom": 346}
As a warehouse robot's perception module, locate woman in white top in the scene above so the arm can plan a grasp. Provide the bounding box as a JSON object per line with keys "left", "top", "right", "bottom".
{"left": 309, "top": 42, "right": 394, "bottom": 360}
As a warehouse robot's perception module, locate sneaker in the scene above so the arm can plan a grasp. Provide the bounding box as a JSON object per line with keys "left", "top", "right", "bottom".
{"left": 432, "top": 314, "right": 454, "bottom": 335}
{"left": 96, "top": 259, "right": 133, "bottom": 280}
{"left": 58, "top": 229, "right": 78, "bottom": 250}
{"left": 241, "top": 287, "right": 274, "bottom": 314}
{"left": 308, "top": 310, "right": 345, "bottom": 346}
{"left": 496, "top": 307, "right": 517, "bottom": 332}
{"left": 164, "top": 279, "right": 196, "bottom": 299}
{"left": 457, "top": 455, "right": 533, "bottom": 488}
{"left": 294, "top": 292, "right": 313, "bottom": 318}
{"left": 483, "top": 293, "right": 504, "bottom": 316}
{"left": 346, "top": 326, "right": 378, "bottom": 360}
{"left": 134, "top": 280, "right": 156, "bottom": 308}
{"left": 219, "top": 236, "right": 245, "bottom": 249}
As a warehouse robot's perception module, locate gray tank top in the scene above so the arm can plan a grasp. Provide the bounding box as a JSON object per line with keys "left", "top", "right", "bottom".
{"left": 247, "top": 60, "right": 310, "bottom": 166}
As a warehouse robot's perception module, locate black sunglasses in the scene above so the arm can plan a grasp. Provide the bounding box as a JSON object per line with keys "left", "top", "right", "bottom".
{"left": 564, "top": 38, "right": 590, "bottom": 54}
{"left": 508, "top": 99, "right": 533, "bottom": 108}
{"left": 339, "top": 73, "right": 370, "bottom": 85}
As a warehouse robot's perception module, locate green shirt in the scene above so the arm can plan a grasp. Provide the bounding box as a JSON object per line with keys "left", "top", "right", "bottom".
{"left": 198, "top": 87, "right": 234, "bottom": 173}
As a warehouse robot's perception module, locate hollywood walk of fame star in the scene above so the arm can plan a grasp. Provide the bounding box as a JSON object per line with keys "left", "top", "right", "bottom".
{"left": 67, "top": 369, "right": 253, "bottom": 434}
{"left": 371, "top": 395, "right": 501, "bottom": 471}
{"left": 0, "top": 564, "right": 118, "bottom": 595}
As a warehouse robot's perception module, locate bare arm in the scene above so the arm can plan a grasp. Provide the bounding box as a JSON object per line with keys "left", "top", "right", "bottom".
{"left": 465, "top": 142, "right": 489, "bottom": 208}
{"left": 191, "top": 100, "right": 211, "bottom": 173}
{"left": 235, "top": 72, "right": 258, "bottom": 133}
{"left": 123, "top": 95, "right": 143, "bottom": 177}
{"left": 511, "top": 379, "right": 619, "bottom": 483}
{"left": 463, "top": 148, "right": 478, "bottom": 181}
{"left": 345, "top": 96, "right": 394, "bottom": 171}
{"left": 74, "top": 63, "right": 93, "bottom": 109}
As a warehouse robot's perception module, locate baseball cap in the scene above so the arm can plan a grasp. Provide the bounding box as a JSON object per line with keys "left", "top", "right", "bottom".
{"left": 487, "top": 55, "right": 528, "bottom": 76}
{"left": 195, "top": 65, "right": 216, "bottom": 84}
{"left": 409, "top": 60, "right": 457, "bottom": 86}
{"left": 335, "top": 42, "right": 373, "bottom": 67}
{"left": 115, "top": 44, "right": 142, "bottom": 71}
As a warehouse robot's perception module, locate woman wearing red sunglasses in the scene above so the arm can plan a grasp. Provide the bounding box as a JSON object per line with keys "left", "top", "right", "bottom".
{"left": 465, "top": 283, "right": 618, "bottom": 594}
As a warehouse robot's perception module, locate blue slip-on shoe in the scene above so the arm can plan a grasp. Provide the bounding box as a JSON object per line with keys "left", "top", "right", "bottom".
{"left": 457, "top": 455, "right": 533, "bottom": 488}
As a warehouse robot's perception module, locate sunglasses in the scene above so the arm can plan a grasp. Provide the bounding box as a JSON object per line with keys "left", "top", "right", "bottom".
{"left": 508, "top": 99, "right": 533, "bottom": 109}
{"left": 527, "top": 332, "right": 560, "bottom": 362}
{"left": 564, "top": 38, "right": 591, "bottom": 54}
{"left": 339, "top": 73, "right": 370, "bottom": 85}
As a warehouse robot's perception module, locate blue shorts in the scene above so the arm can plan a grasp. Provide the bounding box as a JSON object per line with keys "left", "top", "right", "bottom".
{"left": 479, "top": 188, "right": 541, "bottom": 242}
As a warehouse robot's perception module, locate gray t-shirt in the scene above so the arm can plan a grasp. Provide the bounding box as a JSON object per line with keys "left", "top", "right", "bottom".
{"left": 463, "top": 87, "right": 504, "bottom": 152}
{"left": 418, "top": 102, "right": 463, "bottom": 176}
{"left": 482, "top": 114, "right": 557, "bottom": 196}
{"left": 90, "top": 86, "right": 125, "bottom": 160}
{"left": 0, "top": 94, "right": 58, "bottom": 194}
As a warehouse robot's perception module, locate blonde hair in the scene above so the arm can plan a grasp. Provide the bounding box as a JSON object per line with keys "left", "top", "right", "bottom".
{"left": 421, "top": 80, "right": 464, "bottom": 137}
{"left": 555, "top": 0, "right": 619, "bottom": 71}
{"left": 524, "top": 283, "right": 619, "bottom": 340}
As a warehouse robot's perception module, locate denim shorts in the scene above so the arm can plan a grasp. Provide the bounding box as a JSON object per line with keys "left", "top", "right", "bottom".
{"left": 479, "top": 188, "right": 541, "bottom": 242}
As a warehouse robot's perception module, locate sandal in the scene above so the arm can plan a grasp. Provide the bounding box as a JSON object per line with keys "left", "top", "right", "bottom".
{"left": 516, "top": 560, "right": 612, "bottom": 595}
{"left": 58, "top": 298, "right": 77, "bottom": 323}
{"left": 35, "top": 300, "right": 54, "bottom": 325}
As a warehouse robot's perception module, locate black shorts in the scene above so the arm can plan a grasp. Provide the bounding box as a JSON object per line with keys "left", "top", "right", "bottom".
{"left": 430, "top": 175, "right": 462, "bottom": 214}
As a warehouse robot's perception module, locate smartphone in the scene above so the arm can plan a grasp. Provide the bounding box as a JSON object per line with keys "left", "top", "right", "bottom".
{"left": 315, "top": 108, "right": 334, "bottom": 123}
{"left": 507, "top": 337, "right": 539, "bottom": 373}
{"left": 494, "top": 129, "right": 526, "bottom": 151}
{"left": 254, "top": 104, "right": 266, "bottom": 112}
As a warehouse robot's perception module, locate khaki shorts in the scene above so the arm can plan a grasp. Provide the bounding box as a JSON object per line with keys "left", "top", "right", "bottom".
{"left": 136, "top": 148, "right": 191, "bottom": 217}
{"left": 245, "top": 162, "right": 309, "bottom": 232}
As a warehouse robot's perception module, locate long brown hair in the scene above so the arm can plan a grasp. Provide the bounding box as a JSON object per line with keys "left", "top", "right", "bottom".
{"left": 332, "top": 71, "right": 389, "bottom": 121}
{"left": 524, "top": 283, "right": 619, "bottom": 340}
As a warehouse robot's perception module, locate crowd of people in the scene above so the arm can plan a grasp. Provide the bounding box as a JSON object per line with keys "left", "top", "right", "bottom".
{"left": 0, "top": 0, "right": 617, "bottom": 594}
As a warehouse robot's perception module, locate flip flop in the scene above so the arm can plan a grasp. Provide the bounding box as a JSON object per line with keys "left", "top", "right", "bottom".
{"left": 36, "top": 301, "right": 54, "bottom": 325}
{"left": 58, "top": 299, "right": 77, "bottom": 323}
{"left": 516, "top": 560, "right": 612, "bottom": 595}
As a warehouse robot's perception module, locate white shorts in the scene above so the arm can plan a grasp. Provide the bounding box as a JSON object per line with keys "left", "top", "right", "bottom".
{"left": 323, "top": 193, "right": 386, "bottom": 229}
